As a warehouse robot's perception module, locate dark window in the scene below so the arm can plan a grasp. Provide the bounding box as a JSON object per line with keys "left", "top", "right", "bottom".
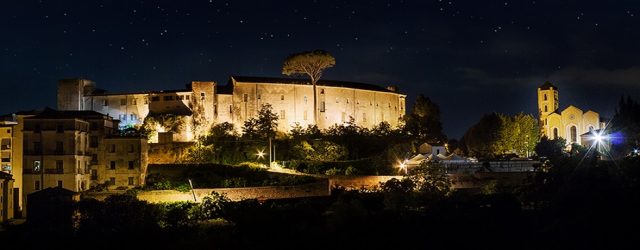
{"left": 56, "top": 141, "right": 63, "bottom": 154}
{"left": 128, "top": 177, "right": 134, "bottom": 186}
{"left": 103, "top": 99, "right": 108, "bottom": 106}
{"left": 320, "top": 101, "right": 326, "bottom": 112}
{"left": 243, "top": 94, "right": 248, "bottom": 102}
{"left": 151, "top": 96, "right": 160, "bottom": 102}
{"left": 280, "top": 95, "right": 284, "bottom": 101}
{"left": 553, "top": 128, "right": 559, "bottom": 140}
{"left": 570, "top": 126, "right": 577, "bottom": 143}
{"left": 91, "top": 154, "right": 98, "bottom": 163}
{"left": 90, "top": 136, "right": 98, "bottom": 148}
{"left": 163, "top": 96, "right": 173, "bottom": 101}
{"left": 56, "top": 160, "right": 63, "bottom": 172}
{"left": 91, "top": 170, "right": 98, "bottom": 180}
{"left": 200, "top": 92, "right": 205, "bottom": 100}
{"left": 128, "top": 161, "right": 134, "bottom": 169}
{"left": 110, "top": 161, "right": 116, "bottom": 170}
{"left": 544, "top": 94, "right": 547, "bottom": 101}
{"left": 131, "top": 98, "right": 137, "bottom": 105}
{"left": 35, "top": 181, "right": 40, "bottom": 190}
{"left": 544, "top": 105, "right": 548, "bottom": 112}
{"left": 128, "top": 144, "right": 134, "bottom": 153}
{"left": 34, "top": 124, "right": 41, "bottom": 133}
{"left": 109, "top": 177, "right": 116, "bottom": 185}
{"left": 57, "top": 180, "right": 63, "bottom": 188}
{"left": 109, "top": 144, "right": 116, "bottom": 153}
{"left": 320, "top": 89, "right": 325, "bottom": 94}
{"left": 186, "top": 95, "right": 190, "bottom": 100}
{"left": 56, "top": 124, "right": 64, "bottom": 133}
{"left": 120, "top": 99, "right": 127, "bottom": 105}
{"left": 33, "top": 142, "right": 41, "bottom": 154}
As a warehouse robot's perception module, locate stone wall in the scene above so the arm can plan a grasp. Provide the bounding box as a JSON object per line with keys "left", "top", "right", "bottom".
{"left": 147, "top": 142, "right": 193, "bottom": 164}
{"left": 85, "top": 179, "right": 330, "bottom": 203}
{"left": 328, "top": 175, "right": 403, "bottom": 190}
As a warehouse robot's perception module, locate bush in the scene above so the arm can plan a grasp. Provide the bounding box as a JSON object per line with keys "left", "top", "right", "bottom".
{"left": 325, "top": 167, "right": 343, "bottom": 176}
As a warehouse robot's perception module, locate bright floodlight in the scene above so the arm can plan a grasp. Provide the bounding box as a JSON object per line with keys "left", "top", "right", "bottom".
{"left": 256, "top": 149, "right": 265, "bottom": 159}
{"left": 594, "top": 133, "right": 603, "bottom": 143}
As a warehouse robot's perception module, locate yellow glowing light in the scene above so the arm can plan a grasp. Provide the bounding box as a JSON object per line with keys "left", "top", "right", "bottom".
{"left": 256, "top": 149, "right": 265, "bottom": 159}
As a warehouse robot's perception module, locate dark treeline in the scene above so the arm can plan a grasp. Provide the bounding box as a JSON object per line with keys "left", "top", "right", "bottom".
{"left": 4, "top": 152, "right": 640, "bottom": 249}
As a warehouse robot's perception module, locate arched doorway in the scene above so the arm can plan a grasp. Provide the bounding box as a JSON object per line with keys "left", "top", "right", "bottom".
{"left": 570, "top": 126, "right": 577, "bottom": 143}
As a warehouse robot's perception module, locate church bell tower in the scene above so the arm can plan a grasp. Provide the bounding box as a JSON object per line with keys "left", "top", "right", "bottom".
{"left": 537, "top": 81, "right": 559, "bottom": 133}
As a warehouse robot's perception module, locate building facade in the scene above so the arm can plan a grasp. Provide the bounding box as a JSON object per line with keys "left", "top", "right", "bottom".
{"left": 537, "top": 81, "right": 603, "bottom": 145}
{"left": 58, "top": 76, "right": 406, "bottom": 141}
{"left": 21, "top": 109, "right": 148, "bottom": 199}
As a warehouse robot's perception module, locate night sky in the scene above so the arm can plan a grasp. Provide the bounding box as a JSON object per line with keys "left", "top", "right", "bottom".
{"left": 2, "top": 0, "right": 640, "bottom": 139}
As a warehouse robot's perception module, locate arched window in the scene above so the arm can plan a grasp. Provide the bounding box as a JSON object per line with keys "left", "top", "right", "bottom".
{"left": 544, "top": 105, "right": 548, "bottom": 112}
{"left": 544, "top": 94, "right": 547, "bottom": 100}
{"left": 570, "top": 126, "right": 577, "bottom": 143}
{"left": 553, "top": 128, "right": 558, "bottom": 139}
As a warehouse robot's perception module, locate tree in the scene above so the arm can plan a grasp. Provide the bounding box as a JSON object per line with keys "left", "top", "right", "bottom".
{"left": 242, "top": 104, "right": 278, "bottom": 140}
{"left": 403, "top": 94, "right": 446, "bottom": 142}
{"left": 534, "top": 136, "right": 566, "bottom": 160}
{"left": 461, "top": 112, "right": 539, "bottom": 158}
{"left": 282, "top": 50, "right": 336, "bottom": 126}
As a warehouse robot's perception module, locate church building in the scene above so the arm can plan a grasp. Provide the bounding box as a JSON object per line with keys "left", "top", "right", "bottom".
{"left": 537, "top": 81, "right": 603, "bottom": 146}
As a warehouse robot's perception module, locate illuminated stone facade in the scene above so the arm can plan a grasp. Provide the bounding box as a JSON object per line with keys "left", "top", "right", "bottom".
{"left": 58, "top": 76, "right": 406, "bottom": 140}
{"left": 537, "top": 81, "right": 602, "bottom": 145}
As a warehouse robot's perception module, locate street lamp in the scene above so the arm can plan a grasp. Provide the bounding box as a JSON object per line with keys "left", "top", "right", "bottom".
{"left": 256, "top": 149, "right": 266, "bottom": 167}
{"left": 399, "top": 159, "right": 408, "bottom": 175}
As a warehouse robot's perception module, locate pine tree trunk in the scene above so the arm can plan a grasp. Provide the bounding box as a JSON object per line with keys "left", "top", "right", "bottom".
{"left": 312, "top": 80, "right": 318, "bottom": 126}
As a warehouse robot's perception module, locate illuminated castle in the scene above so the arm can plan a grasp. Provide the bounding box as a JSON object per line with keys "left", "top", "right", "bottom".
{"left": 58, "top": 76, "right": 406, "bottom": 142}
{"left": 537, "top": 81, "right": 603, "bottom": 145}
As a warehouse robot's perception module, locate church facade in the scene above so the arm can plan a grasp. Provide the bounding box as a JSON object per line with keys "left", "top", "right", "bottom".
{"left": 58, "top": 76, "right": 406, "bottom": 142}
{"left": 537, "top": 81, "right": 603, "bottom": 145}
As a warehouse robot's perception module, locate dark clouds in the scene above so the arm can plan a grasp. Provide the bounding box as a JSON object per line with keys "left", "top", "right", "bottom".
{"left": 1, "top": 0, "right": 640, "bottom": 138}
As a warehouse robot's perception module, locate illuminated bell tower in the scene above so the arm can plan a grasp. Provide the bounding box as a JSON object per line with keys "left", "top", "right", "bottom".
{"left": 537, "top": 81, "right": 559, "bottom": 134}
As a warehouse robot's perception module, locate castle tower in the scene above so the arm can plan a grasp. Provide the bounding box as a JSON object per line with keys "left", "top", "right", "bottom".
{"left": 57, "top": 79, "right": 95, "bottom": 110}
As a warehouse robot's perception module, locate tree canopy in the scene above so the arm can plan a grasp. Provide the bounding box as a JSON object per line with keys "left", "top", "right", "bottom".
{"left": 403, "top": 94, "right": 446, "bottom": 142}
{"left": 282, "top": 50, "right": 336, "bottom": 83}
{"left": 461, "top": 112, "right": 539, "bottom": 158}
